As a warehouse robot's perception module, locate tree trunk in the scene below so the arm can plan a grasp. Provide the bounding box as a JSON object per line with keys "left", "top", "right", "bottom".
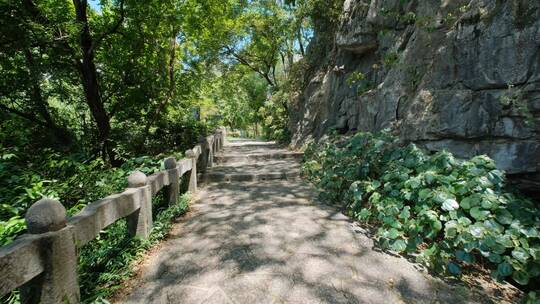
{"left": 72, "top": 0, "right": 117, "bottom": 164}
{"left": 297, "top": 27, "right": 305, "bottom": 56}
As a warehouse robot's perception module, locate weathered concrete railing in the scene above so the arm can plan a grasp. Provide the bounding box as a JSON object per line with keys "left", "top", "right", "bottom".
{"left": 0, "top": 128, "right": 226, "bottom": 303}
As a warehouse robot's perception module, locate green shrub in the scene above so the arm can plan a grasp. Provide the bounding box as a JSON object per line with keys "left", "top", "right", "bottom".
{"left": 346, "top": 71, "right": 373, "bottom": 96}
{"left": 259, "top": 91, "right": 291, "bottom": 142}
{"left": 303, "top": 132, "right": 540, "bottom": 289}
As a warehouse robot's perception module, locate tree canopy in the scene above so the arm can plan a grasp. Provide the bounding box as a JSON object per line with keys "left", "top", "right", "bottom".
{"left": 0, "top": 0, "right": 337, "bottom": 158}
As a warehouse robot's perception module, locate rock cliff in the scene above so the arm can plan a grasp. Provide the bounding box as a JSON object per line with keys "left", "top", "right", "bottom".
{"left": 291, "top": 0, "right": 540, "bottom": 194}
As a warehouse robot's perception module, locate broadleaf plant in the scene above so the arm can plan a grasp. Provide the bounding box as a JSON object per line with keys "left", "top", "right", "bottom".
{"left": 302, "top": 132, "right": 540, "bottom": 290}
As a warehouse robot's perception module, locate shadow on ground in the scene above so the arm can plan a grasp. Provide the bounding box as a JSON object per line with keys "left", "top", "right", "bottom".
{"left": 119, "top": 179, "right": 500, "bottom": 304}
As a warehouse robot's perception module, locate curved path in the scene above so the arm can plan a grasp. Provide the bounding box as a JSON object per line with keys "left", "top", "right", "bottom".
{"left": 118, "top": 140, "right": 513, "bottom": 304}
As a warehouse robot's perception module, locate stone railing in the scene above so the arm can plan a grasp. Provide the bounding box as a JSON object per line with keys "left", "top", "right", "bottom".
{"left": 0, "top": 128, "right": 226, "bottom": 303}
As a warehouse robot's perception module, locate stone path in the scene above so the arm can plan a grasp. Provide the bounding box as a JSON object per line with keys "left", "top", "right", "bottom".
{"left": 118, "top": 140, "right": 510, "bottom": 304}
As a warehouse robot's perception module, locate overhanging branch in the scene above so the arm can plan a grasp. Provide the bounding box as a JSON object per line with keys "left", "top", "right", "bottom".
{"left": 89, "top": 0, "right": 125, "bottom": 54}
{"left": 223, "top": 46, "right": 275, "bottom": 87}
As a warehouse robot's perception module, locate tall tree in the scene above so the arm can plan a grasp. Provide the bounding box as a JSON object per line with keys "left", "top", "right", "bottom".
{"left": 72, "top": 0, "right": 125, "bottom": 163}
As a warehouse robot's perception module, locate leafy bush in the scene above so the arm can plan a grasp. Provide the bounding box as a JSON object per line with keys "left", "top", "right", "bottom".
{"left": 346, "top": 71, "right": 373, "bottom": 96}
{"left": 303, "top": 132, "right": 540, "bottom": 289}
{"left": 259, "top": 91, "right": 291, "bottom": 142}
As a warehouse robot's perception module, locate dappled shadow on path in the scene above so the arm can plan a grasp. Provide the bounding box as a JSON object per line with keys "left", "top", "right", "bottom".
{"left": 120, "top": 180, "right": 489, "bottom": 304}
{"left": 206, "top": 159, "right": 301, "bottom": 175}
{"left": 220, "top": 140, "right": 285, "bottom": 156}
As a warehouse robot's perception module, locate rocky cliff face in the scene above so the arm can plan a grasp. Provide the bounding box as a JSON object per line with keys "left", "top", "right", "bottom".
{"left": 291, "top": 0, "right": 540, "bottom": 193}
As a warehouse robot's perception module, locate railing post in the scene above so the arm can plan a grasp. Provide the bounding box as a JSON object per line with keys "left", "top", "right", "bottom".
{"left": 207, "top": 136, "right": 214, "bottom": 168}
{"left": 220, "top": 127, "right": 227, "bottom": 149}
{"left": 127, "top": 171, "right": 152, "bottom": 239}
{"left": 215, "top": 132, "right": 221, "bottom": 152}
{"left": 20, "top": 198, "right": 80, "bottom": 304}
{"left": 164, "top": 157, "right": 180, "bottom": 205}
{"left": 186, "top": 149, "right": 198, "bottom": 192}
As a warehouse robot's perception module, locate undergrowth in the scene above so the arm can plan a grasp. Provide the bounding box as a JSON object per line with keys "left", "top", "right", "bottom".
{"left": 302, "top": 132, "right": 540, "bottom": 299}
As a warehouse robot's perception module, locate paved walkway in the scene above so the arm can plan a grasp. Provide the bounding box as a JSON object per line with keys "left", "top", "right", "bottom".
{"left": 118, "top": 140, "right": 511, "bottom": 304}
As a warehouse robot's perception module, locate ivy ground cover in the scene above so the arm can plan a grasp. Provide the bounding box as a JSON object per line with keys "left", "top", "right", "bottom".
{"left": 302, "top": 132, "right": 540, "bottom": 292}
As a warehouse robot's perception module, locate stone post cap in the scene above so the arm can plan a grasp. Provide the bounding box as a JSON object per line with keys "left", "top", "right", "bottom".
{"left": 128, "top": 171, "right": 148, "bottom": 188}
{"left": 25, "top": 198, "right": 67, "bottom": 234}
{"left": 185, "top": 149, "right": 196, "bottom": 158}
{"left": 164, "top": 157, "right": 177, "bottom": 169}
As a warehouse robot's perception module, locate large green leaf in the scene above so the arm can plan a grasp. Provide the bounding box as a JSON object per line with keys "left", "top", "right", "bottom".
{"left": 442, "top": 199, "right": 459, "bottom": 211}
{"left": 512, "top": 247, "right": 530, "bottom": 263}
{"left": 495, "top": 237, "right": 513, "bottom": 251}
{"left": 456, "top": 250, "right": 473, "bottom": 264}
{"left": 399, "top": 206, "right": 411, "bottom": 220}
{"left": 470, "top": 225, "right": 485, "bottom": 238}
{"left": 460, "top": 195, "right": 479, "bottom": 210}
{"left": 495, "top": 209, "right": 513, "bottom": 225}
{"left": 530, "top": 248, "right": 540, "bottom": 260}
{"left": 418, "top": 188, "right": 431, "bottom": 200}
{"left": 470, "top": 207, "right": 490, "bottom": 220}
{"left": 390, "top": 239, "right": 407, "bottom": 252}
{"left": 448, "top": 262, "right": 461, "bottom": 275}
{"left": 512, "top": 271, "right": 530, "bottom": 285}
{"left": 497, "top": 262, "right": 513, "bottom": 277}
{"left": 385, "top": 228, "right": 400, "bottom": 239}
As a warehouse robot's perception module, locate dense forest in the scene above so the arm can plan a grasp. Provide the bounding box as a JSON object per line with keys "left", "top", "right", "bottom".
{"left": 1, "top": 0, "right": 540, "bottom": 303}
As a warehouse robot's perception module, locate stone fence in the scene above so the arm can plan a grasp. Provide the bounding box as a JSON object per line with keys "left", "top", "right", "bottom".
{"left": 0, "top": 128, "right": 226, "bottom": 303}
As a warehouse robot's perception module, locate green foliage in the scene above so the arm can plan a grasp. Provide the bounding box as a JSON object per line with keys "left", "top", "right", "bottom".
{"left": 256, "top": 58, "right": 312, "bottom": 142}
{"left": 211, "top": 66, "right": 268, "bottom": 132}
{"left": 346, "top": 71, "right": 374, "bottom": 96}
{"left": 346, "top": 71, "right": 366, "bottom": 86}
{"left": 524, "top": 291, "right": 540, "bottom": 304}
{"left": 0, "top": 0, "right": 243, "bottom": 160}
{"left": 259, "top": 91, "right": 291, "bottom": 142}
{"left": 303, "top": 132, "right": 540, "bottom": 289}
{"left": 382, "top": 52, "right": 400, "bottom": 68}
{"left": 401, "top": 11, "right": 417, "bottom": 24}
{"left": 295, "top": 0, "right": 344, "bottom": 63}
{"left": 499, "top": 85, "right": 535, "bottom": 126}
